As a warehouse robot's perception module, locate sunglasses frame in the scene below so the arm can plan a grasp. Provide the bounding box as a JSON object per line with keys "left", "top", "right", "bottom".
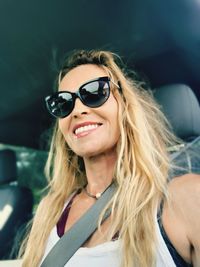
{"left": 45, "top": 76, "right": 118, "bottom": 118}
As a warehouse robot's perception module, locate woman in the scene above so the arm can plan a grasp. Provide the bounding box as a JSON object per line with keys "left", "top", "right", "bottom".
{"left": 21, "top": 50, "right": 200, "bottom": 267}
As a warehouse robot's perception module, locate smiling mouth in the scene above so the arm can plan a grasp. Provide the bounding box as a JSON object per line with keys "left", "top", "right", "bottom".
{"left": 74, "top": 123, "right": 102, "bottom": 136}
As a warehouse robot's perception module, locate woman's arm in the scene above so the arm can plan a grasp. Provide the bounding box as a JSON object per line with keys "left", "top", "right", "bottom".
{"left": 162, "top": 173, "right": 200, "bottom": 266}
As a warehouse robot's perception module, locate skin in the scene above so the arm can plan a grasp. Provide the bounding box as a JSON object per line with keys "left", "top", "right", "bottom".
{"left": 59, "top": 64, "right": 120, "bottom": 192}
{"left": 59, "top": 64, "right": 200, "bottom": 265}
{"left": 162, "top": 173, "right": 200, "bottom": 266}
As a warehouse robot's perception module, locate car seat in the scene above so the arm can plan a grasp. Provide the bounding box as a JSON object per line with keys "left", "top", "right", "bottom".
{"left": 153, "top": 84, "right": 200, "bottom": 175}
{"left": 0, "top": 149, "right": 33, "bottom": 259}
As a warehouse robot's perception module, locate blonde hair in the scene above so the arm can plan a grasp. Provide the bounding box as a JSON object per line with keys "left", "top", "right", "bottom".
{"left": 21, "top": 50, "right": 175, "bottom": 267}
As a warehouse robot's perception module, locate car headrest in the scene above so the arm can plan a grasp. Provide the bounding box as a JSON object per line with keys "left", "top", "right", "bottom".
{"left": 0, "top": 149, "right": 17, "bottom": 185}
{"left": 153, "top": 84, "right": 200, "bottom": 140}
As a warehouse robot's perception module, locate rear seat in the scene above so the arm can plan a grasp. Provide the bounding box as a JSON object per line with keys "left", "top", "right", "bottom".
{"left": 0, "top": 149, "right": 33, "bottom": 259}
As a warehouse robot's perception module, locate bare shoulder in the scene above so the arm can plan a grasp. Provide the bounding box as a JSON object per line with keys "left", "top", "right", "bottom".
{"left": 169, "top": 172, "right": 200, "bottom": 190}
{"left": 167, "top": 173, "right": 200, "bottom": 227}
{"left": 168, "top": 173, "right": 200, "bottom": 208}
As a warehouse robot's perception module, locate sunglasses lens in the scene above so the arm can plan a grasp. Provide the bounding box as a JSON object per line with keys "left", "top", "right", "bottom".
{"left": 80, "top": 80, "right": 110, "bottom": 107}
{"left": 45, "top": 77, "right": 111, "bottom": 118}
{"left": 46, "top": 92, "right": 73, "bottom": 118}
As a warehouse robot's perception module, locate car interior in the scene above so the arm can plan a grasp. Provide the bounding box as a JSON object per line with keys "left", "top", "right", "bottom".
{"left": 0, "top": 0, "right": 200, "bottom": 265}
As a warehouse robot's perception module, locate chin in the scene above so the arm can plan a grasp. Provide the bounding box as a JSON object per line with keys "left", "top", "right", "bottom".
{"left": 72, "top": 143, "right": 103, "bottom": 157}
{"left": 76, "top": 150, "right": 100, "bottom": 158}
{"left": 75, "top": 146, "right": 117, "bottom": 159}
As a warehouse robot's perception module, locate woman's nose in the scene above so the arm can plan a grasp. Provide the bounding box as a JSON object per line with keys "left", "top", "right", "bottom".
{"left": 71, "top": 98, "right": 90, "bottom": 118}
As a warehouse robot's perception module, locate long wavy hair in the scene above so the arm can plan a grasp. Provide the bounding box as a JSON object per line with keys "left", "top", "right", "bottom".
{"left": 21, "top": 50, "right": 175, "bottom": 267}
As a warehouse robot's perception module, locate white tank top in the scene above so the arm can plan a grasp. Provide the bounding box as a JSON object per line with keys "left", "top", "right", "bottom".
{"left": 40, "top": 221, "right": 176, "bottom": 267}
{"left": 40, "top": 201, "right": 176, "bottom": 267}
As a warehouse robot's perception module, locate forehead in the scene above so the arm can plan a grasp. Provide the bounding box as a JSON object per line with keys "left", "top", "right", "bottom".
{"left": 59, "top": 64, "right": 108, "bottom": 92}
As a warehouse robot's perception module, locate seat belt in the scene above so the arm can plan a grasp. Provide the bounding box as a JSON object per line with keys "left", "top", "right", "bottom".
{"left": 40, "top": 182, "right": 117, "bottom": 267}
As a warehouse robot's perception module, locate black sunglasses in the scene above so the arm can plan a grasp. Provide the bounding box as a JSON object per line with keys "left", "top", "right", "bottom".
{"left": 45, "top": 76, "right": 119, "bottom": 118}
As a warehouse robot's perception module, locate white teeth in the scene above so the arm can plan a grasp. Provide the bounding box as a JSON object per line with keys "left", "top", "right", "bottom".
{"left": 75, "top": 124, "right": 99, "bottom": 135}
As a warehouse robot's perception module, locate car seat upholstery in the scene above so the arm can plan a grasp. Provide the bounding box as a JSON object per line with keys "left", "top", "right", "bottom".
{"left": 153, "top": 84, "right": 200, "bottom": 176}
{"left": 0, "top": 149, "right": 33, "bottom": 259}
{"left": 154, "top": 84, "right": 200, "bottom": 141}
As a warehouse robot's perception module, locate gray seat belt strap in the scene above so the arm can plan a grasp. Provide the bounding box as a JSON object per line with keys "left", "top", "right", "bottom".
{"left": 40, "top": 182, "right": 117, "bottom": 267}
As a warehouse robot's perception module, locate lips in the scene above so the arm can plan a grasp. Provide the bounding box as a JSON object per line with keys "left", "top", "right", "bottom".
{"left": 73, "top": 122, "right": 102, "bottom": 136}
{"left": 75, "top": 124, "right": 99, "bottom": 135}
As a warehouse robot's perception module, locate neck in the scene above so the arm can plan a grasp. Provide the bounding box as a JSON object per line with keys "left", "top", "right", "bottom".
{"left": 83, "top": 150, "right": 117, "bottom": 195}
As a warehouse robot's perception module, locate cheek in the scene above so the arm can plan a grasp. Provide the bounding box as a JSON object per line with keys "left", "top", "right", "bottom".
{"left": 109, "top": 94, "right": 120, "bottom": 122}
{"left": 113, "top": 106, "right": 121, "bottom": 141}
{"left": 112, "top": 119, "right": 120, "bottom": 143}
{"left": 106, "top": 96, "right": 120, "bottom": 140}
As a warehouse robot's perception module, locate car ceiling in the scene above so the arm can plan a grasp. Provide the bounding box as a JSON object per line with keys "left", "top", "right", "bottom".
{"left": 0, "top": 0, "right": 200, "bottom": 149}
